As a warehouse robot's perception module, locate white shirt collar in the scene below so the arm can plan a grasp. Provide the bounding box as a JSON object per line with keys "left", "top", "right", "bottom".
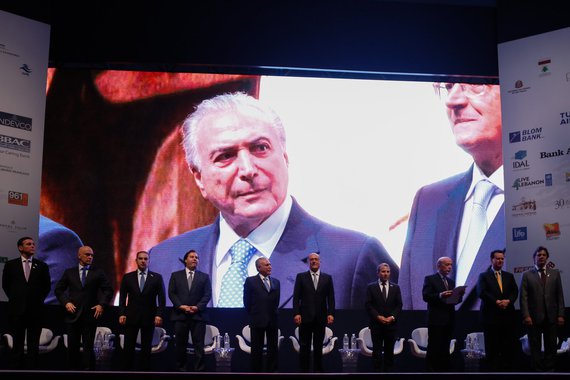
{"left": 216, "top": 195, "right": 293, "bottom": 267}
{"left": 464, "top": 164, "right": 504, "bottom": 202}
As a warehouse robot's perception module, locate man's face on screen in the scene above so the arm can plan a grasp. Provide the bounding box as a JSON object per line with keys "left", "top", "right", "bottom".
{"left": 443, "top": 84, "right": 502, "bottom": 158}
{"left": 192, "top": 110, "right": 289, "bottom": 235}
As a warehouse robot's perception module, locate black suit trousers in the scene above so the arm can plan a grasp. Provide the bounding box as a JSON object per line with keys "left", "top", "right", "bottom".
{"left": 67, "top": 312, "right": 97, "bottom": 370}
{"left": 250, "top": 325, "right": 278, "bottom": 372}
{"left": 299, "top": 321, "right": 326, "bottom": 372}
{"left": 123, "top": 324, "right": 154, "bottom": 370}
{"left": 9, "top": 312, "right": 42, "bottom": 369}
{"left": 483, "top": 322, "right": 516, "bottom": 371}
{"left": 528, "top": 320, "right": 557, "bottom": 371}
{"left": 175, "top": 319, "right": 206, "bottom": 371}
{"left": 370, "top": 325, "right": 396, "bottom": 371}
{"left": 426, "top": 324, "right": 452, "bottom": 371}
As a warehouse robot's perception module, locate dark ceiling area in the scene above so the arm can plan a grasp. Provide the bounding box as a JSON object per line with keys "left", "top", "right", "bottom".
{"left": 1, "top": 0, "right": 568, "bottom": 80}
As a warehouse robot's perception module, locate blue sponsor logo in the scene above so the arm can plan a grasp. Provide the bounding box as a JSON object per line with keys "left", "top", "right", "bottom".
{"left": 514, "top": 150, "right": 527, "bottom": 160}
{"left": 513, "top": 227, "right": 527, "bottom": 241}
{"left": 545, "top": 173, "right": 553, "bottom": 186}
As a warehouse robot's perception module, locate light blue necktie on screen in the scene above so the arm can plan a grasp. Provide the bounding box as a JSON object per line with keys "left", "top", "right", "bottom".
{"left": 456, "top": 179, "right": 496, "bottom": 285}
{"left": 218, "top": 239, "right": 257, "bottom": 307}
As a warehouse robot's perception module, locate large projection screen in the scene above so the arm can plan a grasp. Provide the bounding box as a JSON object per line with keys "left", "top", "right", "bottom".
{"left": 40, "top": 69, "right": 502, "bottom": 309}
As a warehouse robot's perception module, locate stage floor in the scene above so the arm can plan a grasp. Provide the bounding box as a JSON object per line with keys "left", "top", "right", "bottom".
{"left": 1, "top": 371, "right": 569, "bottom": 379}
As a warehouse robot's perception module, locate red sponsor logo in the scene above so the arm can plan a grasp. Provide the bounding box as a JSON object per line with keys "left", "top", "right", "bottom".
{"left": 8, "top": 191, "right": 28, "bottom": 206}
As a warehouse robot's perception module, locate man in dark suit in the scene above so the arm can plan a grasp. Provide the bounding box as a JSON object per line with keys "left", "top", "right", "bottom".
{"left": 54, "top": 245, "right": 114, "bottom": 370}
{"left": 400, "top": 83, "right": 503, "bottom": 311}
{"left": 423, "top": 256, "right": 464, "bottom": 371}
{"left": 118, "top": 250, "right": 166, "bottom": 370}
{"left": 243, "top": 257, "right": 280, "bottom": 372}
{"left": 168, "top": 249, "right": 212, "bottom": 372}
{"left": 476, "top": 249, "right": 518, "bottom": 371}
{"left": 292, "top": 252, "right": 335, "bottom": 372}
{"left": 149, "top": 92, "right": 396, "bottom": 309}
{"left": 2, "top": 237, "right": 51, "bottom": 369}
{"left": 365, "top": 263, "right": 402, "bottom": 372}
{"left": 520, "top": 246, "right": 565, "bottom": 372}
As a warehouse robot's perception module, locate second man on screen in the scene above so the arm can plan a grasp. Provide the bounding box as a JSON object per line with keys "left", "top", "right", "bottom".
{"left": 293, "top": 252, "right": 335, "bottom": 372}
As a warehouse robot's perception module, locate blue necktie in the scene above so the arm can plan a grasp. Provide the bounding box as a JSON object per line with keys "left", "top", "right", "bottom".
{"left": 218, "top": 239, "right": 257, "bottom": 307}
{"left": 264, "top": 277, "right": 271, "bottom": 292}
{"left": 139, "top": 272, "right": 146, "bottom": 291}
{"left": 81, "top": 266, "right": 88, "bottom": 287}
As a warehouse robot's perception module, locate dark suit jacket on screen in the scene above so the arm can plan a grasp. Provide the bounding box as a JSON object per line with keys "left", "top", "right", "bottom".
{"left": 37, "top": 215, "right": 83, "bottom": 304}
{"left": 119, "top": 270, "right": 166, "bottom": 326}
{"left": 150, "top": 198, "right": 396, "bottom": 309}
{"left": 244, "top": 275, "right": 280, "bottom": 328}
{"left": 400, "top": 166, "right": 505, "bottom": 310}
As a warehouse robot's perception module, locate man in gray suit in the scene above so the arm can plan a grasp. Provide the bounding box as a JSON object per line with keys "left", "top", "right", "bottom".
{"left": 168, "top": 249, "right": 212, "bottom": 372}
{"left": 520, "top": 246, "right": 565, "bottom": 372}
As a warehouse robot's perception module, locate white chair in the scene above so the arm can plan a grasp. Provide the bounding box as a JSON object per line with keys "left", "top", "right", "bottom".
{"left": 289, "top": 326, "right": 338, "bottom": 355}
{"left": 63, "top": 326, "right": 116, "bottom": 351}
{"left": 520, "top": 334, "right": 570, "bottom": 355}
{"left": 187, "top": 324, "right": 220, "bottom": 355}
{"left": 119, "top": 326, "right": 170, "bottom": 354}
{"left": 407, "top": 327, "right": 456, "bottom": 358}
{"left": 235, "top": 325, "right": 284, "bottom": 354}
{"left": 2, "top": 328, "right": 61, "bottom": 354}
{"left": 356, "top": 326, "right": 405, "bottom": 356}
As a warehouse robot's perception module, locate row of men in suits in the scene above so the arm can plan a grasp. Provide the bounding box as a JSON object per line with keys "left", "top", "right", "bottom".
{"left": 2, "top": 238, "right": 114, "bottom": 370}
{"left": 3, "top": 234, "right": 563, "bottom": 373}
{"left": 424, "top": 247, "right": 565, "bottom": 373}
